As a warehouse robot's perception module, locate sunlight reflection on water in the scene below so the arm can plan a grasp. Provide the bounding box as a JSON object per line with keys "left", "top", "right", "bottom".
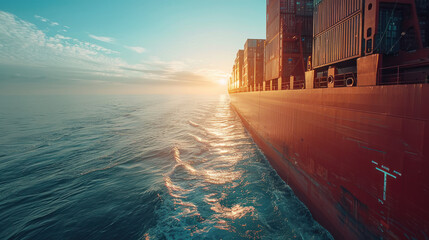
{"left": 147, "top": 95, "right": 332, "bottom": 239}
{"left": 0, "top": 95, "right": 332, "bottom": 240}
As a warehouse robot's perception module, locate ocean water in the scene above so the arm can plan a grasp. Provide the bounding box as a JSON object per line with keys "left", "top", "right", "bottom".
{"left": 0, "top": 94, "right": 333, "bottom": 240}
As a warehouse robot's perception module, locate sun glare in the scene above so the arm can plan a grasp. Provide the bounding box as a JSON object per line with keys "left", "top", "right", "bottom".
{"left": 218, "top": 79, "right": 227, "bottom": 86}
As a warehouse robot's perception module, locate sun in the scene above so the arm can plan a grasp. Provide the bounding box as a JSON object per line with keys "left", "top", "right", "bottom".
{"left": 218, "top": 79, "right": 227, "bottom": 86}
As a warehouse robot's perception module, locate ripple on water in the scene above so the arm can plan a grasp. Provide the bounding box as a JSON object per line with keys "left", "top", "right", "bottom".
{"left": 0, "top": 95, "right": 332, "bottom": 240}
{"left": 145, "top": 95, "right": 332, "bottom": 240}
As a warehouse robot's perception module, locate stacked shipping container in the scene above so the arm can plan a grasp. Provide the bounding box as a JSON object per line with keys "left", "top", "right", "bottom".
{"left": 416, "top": 0, "right": 429, "bottom": 47}
{"left": 254, "top": 39, "right": 265, "bottom": 90}
{"left": 280, "top": 0, "right": 313, "bottom": 83}
{"left": 265, "top": 0, "right": 313, "bottom": 87}
{"left": 230, "top": 64, "right": 235, "bottom": 90}
{"left": 229, "top": 0, "right": 312, "bottom": 93}
{"left": 243, "top": 40, "right": 255, "bottom": 89}
{"left": 265, "top": 0, "right": 281, "bottom": 82}
{"left": 244, "top": 39, "right": 265, "bottom": 91}
{"left": 228, "top": 0, "right": 429, "bottom": 93}
{"left": 312, "top": 0, "right": 363, "bottom": 69}
{"left": 234, "top": 50, "right": 244, "bottom": 89}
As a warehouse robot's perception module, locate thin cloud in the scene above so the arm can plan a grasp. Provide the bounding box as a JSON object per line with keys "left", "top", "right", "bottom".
{"left": 89, "top": 34, "right": 114, "bottom": 43}
{"left": 1, "top": 11, "right": 122, "bottom": 69}
{"left": 34, "top": 14, "right": 60, "bottom": 27}
{"left": 1, "top": 11, "right": 226, "bottom": 94}
{"left": 126, "top": 46, "right": 146, "bottom": 54}
{"left": 55, "top": 34, "right": 71, "bottom": 40}
{"left": 34, "top": 15, "right": 48, "bottom": 22}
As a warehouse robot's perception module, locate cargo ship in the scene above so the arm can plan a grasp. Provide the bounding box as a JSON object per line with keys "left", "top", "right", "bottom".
{"left": 228, "top": 0, "right": 429, "bottom": 239}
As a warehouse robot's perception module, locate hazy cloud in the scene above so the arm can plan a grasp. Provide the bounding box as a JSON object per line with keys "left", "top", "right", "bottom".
{"left": 0, "top": 11, "right": 225, "bottom": 94}
{"left": 89, "top": 34, "right": 114, "bottom": 43}
{"left": 1, "top": 11, "right": 123, "bottom": 74}
{"left": 126, "top": 46, "right": 146, "bottom": 53}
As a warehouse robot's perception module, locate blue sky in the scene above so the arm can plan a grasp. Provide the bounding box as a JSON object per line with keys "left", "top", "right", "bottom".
{"left": 0, "top": 0, "right": 265, "bottom": 94}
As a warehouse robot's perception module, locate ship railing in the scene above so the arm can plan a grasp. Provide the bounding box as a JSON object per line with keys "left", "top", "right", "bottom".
{"left": 265, "top": 83, "right": 271, "bottom": 91}
{"left": 281, "top": 81, "right": 289, "bottom": 90}
{"left": 315, "top": 76, "right": 328, "bottom": 88}
{"left": 281, "top": 80, "right": 306, "bottom": 90}
{"left": 379, "top": 62, "right": 429, "bottom": 85}
{"left": 272, "top": 80, "right": 279, "bottom": 90}
{"left": 334, "top": 72, "right": 356, "bottom": 87}
{"left": 314, "top": 72, "right": 356, "bottom": 88}
{"left": 293, "top": 79, "right": 305, "bottom": 89}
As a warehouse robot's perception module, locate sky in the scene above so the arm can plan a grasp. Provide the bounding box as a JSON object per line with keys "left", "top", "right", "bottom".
{"left": 0, "top": 0, "right": 265, "bottom": 95}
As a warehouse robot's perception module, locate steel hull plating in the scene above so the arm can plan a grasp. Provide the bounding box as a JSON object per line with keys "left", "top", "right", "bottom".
{"left": 230, "top": 85, "right": 429, "bottom": 239}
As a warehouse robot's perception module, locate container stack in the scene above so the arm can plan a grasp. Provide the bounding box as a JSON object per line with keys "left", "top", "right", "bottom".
{"left": 254, "top": 39, "right": 265, "bottom": 91}
{"left": 312, "top": 0, "right": 363, "bottom": 69}
{"left": 265, "top": 0, "right": 313, "bottom": 90}
{"left": 244, "top": 39, "right": 265, "bottom": 91}
{"left": 233, "top": 50, "right": 244, "bottom": 90}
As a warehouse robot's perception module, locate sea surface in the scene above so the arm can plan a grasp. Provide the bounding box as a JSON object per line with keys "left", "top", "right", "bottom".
{"left": 0, "top": 94, "right": 333, "bottom": 240}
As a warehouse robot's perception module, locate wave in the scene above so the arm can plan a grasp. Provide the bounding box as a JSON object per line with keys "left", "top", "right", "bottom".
{"left": 0, "top": 95, "right": 333, "bottom": 240}
{"left": 210, "top": 202, "right": 255, "bottom": 220}
{"left": 188, "top": 120, "right": 200, "bottom": 128}
{"left": 169, "top": 146, "right": 241, "bottom": 185}
{"left": 79, "top": 161, "right": 121, "bottom": 176}
{"left": 171, "top": 147, "right": 197, "bottom": 174}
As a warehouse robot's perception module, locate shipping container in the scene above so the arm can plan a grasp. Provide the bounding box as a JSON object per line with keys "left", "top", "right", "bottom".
{"left": 313, "top": 0, "right": 362, "bottom": 35}
{"left": 312, "top": 0, "right": 363, "bottom": 69}
{"left": 232, "top": 65, "right": 236, "bottom": 89}
{"left": 267, "top": 0, "right": 281, "bottom": 42}
{"left": 416, "top": 0, "right": 429, "bottom": 47}
{"left": 313, "top": 13, "right": 362, "bottom": 68}
{"left": 244, "top": 39, "right": 265, "bottom": 89}
{"left": 235, "top": 50, "right": 244, "bottom": 88}
{"left": 265, "top": 35, "right": 281, "bottom": 81}
{"left": 255, "top": 40, "right": 265, "bottom": 87}
{"left": 265, "top": 0, "right": 313, "bottom": 82}
{"left": 265, "top": 0, "right": 281, "bottom": 82}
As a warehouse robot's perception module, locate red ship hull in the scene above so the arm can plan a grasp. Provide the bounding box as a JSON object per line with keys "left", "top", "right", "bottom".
{"left": 230, "top": 84, "right": 429, "bottom": 239}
